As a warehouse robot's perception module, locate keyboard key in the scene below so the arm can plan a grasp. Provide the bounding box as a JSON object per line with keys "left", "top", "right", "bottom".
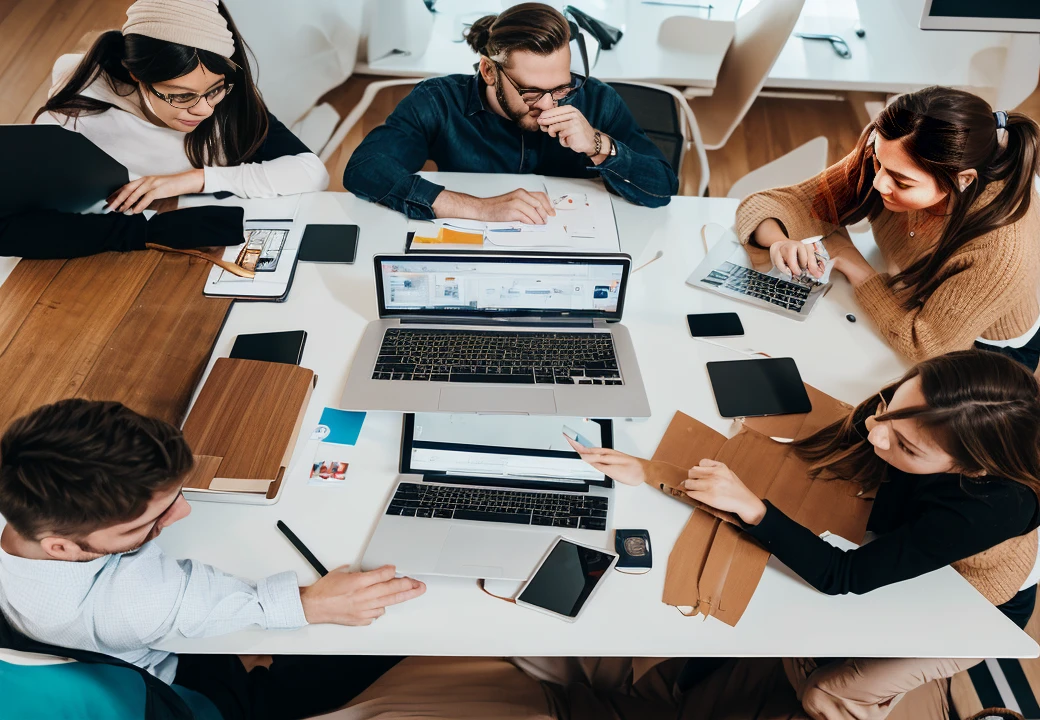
{"left": 450, "top": 373, "right": 533, "bottom": 384}
{"left": 579, "top": 517, "right": 607, "bottom": 531}
{"left": 453, "top": 509, "right": 531, "bottom": 525}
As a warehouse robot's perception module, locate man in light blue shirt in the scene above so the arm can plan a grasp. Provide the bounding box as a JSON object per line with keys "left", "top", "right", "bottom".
{"left": 0, "top": 399, "right": 426, "bottom": 719}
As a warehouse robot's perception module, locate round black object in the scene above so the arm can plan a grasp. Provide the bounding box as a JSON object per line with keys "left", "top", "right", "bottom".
{"left": 855, "top": 28, "right": 866, "bottom": 38}
{"left": 846, "top": 313, "right": 857, "bottom": 323}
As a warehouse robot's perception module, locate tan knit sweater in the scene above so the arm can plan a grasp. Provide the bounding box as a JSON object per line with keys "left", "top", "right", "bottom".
{"left": 735, "top": 153, "right": 1040, "bottom": 361}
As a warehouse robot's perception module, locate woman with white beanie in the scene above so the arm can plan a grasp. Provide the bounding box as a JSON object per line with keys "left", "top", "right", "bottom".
{"left": 0, "top": 0, "right": 328, "bottom": 259}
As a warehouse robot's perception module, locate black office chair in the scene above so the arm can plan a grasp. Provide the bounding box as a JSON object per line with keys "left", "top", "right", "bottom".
{"left": 608, "top": 82, "right": 684, "bottom": 175}
{"left": 607, "top": 81, "right": 707, "bottom": 195}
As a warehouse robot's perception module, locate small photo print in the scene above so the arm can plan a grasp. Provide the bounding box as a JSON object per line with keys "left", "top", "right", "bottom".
{"left": 310, "top": 460, "right": 348, "bottom": 481}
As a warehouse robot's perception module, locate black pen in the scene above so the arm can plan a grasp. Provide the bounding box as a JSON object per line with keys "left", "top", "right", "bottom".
{"left": 276, "top": 520, "right": 328, "bottom": 576}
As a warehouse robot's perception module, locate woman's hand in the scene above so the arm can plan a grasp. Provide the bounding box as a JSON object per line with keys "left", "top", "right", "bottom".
{"left": 684, "top": 460, "right": 767, "bottom": 526}
{"left": 107, "top": 169, "right": 206, "bottom": 214}
{"left": 769, "top": 239, "right": 826, "bottom": 279}
{"left": 823, "top": 232, "right": 875, "bottom": 287}
{"left": 564, "top": 435, "right": 648, "bottom": 486}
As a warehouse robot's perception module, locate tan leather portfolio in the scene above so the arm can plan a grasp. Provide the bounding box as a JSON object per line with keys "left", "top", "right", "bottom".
{"left": 181, "top": 358, "right": 315, "bottom": 504}
{"left": 652, "top": 383, "right": 873, "bottom": 626}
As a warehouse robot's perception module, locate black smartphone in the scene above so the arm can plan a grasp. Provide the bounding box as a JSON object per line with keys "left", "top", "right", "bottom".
{"left": 298, "top": 224, "right": 359, "bottom": 263}
{"left": 229, "top": 330, "right": 307, "bottom": 365}
{"left": 687, "top": 312, "right": 744, "bottom": 337}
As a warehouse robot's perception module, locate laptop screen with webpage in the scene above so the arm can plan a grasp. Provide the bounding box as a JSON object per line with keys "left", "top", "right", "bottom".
{"left": 374, "top": 254, "right": 630, "bottom": 320}
{"left": 402, "top": 414, "right": 612, "bottom": 486}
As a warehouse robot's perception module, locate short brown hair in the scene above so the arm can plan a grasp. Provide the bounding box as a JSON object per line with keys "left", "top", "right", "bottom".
{"left": 464, "top": 2, "right": 570, "bottom": 63}
{"left": 0, "top": 400, "right": 194, "bottom": 540}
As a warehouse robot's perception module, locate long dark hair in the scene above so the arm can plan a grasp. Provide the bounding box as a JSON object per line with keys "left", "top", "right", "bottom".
{"left": 35, "top": 1, "right": 268, "bottom": 168}
{"left": 814, "top": 87, "right": 1040, "bottom": 310}
{"left": 791, "top": 350, "right": 1040, "bottom": 494}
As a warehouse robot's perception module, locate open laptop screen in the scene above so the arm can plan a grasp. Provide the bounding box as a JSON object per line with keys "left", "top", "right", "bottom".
{"left": 374, "top": 254, "right": 630, "bottom": 320}
{"left": 401, "top": 414, "right": 612, "bottom": 486}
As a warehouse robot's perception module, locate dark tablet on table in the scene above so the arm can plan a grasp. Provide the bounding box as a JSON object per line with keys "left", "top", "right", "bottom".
{"left": 706, "top": 357, "right": 812, "bottom": 418}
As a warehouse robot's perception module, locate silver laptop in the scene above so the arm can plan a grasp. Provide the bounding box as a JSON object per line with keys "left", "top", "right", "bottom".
{"left": 362, "top": 414, "right": 615, "bottom": 581}
{"left": 340, "top": 253, "right": 650, "bottom": 417}
{"left": 686, "top": 228, "right": 831, "bottom": 321}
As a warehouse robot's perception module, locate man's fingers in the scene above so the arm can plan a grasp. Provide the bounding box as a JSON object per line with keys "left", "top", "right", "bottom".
{"left": 509, "top": 201, "right": 542, "bottom": 225}
{"left": 356, "top": 565, "right": 397, "bottom": 588}
{"left": 528, "top": 191, "right": 554, "bottom": 216}
{"left": 536, "top": 106, "right": 574, "bottom": 124}
{"left": 368, "top": 579, "right": 427, "bottom": 608}
{"left": 515, "top": 192, "right": 548, "bottom": 222}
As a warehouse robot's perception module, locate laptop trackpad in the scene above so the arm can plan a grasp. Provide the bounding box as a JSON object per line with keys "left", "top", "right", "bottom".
{"left": 438, "top": 387, "right": 557, "bottom": 414}
{"left": 434, "top": 525, "right": 549, "bottom": 579}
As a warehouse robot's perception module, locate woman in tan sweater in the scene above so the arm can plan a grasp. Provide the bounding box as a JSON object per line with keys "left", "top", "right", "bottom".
{"left": 737, "top": 87, "right": 1040, "bottom": 367}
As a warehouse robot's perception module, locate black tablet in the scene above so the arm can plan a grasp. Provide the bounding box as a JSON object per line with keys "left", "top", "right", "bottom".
{"left": 706, "top": 358, "right": 812, "bottom": 418}
{"left": 298, "top": 224, "right": 359, "bottom": 263}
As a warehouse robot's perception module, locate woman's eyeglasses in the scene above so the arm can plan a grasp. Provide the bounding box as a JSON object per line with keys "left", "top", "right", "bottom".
{"left": 495, "top": 63, "right": 585, "bottom": 106}
{"left": 148, "top": 82, "right": 234, "bottom": 110}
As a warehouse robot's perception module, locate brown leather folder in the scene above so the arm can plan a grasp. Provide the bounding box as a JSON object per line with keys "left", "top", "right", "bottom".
{"left": 652, "top": 384, "right": 873, "bottom": 626}
{"left": 181, "top": 357, "right": 315, "bottom": 503}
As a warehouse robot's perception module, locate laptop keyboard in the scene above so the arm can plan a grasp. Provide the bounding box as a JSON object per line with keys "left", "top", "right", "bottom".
{"left": 371, "top": 329, "right": 622, "bottom": 385}
{"left": 385, "top": 482, "right": 609, "bottom": 531}
{"left": 701, "top": 262, "right": 812, "bottom": 312}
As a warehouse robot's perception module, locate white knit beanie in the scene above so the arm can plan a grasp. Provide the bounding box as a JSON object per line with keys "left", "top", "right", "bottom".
{"left": 122, "top": 0, "right": 235, "bottom": 58}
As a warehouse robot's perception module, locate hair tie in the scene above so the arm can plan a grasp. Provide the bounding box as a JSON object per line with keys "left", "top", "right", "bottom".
{"left": 994, "top": 110, "right": 1008, "bottom": 130}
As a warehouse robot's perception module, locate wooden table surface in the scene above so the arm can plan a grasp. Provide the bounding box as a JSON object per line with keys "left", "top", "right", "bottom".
{"left": 0, "top": 250, "right": 232, "bottom": 430}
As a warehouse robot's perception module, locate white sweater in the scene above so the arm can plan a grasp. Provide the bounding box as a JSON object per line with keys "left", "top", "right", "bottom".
{"left": 35, "top": 54, "right": 329, "bottom": 198}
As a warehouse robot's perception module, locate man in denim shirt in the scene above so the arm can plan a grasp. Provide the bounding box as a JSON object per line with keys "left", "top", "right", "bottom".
{"left": 344, "top": 3, "right": 678, "bottom": 222}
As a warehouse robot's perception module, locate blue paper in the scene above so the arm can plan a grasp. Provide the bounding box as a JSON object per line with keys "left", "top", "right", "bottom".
{"left": 312, "top": 408, "right": 366, "bottom": 445}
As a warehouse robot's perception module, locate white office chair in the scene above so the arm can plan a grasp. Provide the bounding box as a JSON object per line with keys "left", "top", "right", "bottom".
{"left": 221, "top": 0, "right": 362, "bottom": 153}
{"left": 726, "top": 136, "right": 828, "bottom": 199}
{"left": 685, "top": 0, "right": 807, "bottom": 152}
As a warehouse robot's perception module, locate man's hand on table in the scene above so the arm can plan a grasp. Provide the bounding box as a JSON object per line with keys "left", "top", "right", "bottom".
{"left": 432, "top": 188, "right": 556, "bottom": 225}
{"left": 300, "top": 565, "right": 425, "bottom": 626}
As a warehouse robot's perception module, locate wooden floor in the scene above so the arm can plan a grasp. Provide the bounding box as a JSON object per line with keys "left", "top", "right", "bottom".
{"left": 5, "top": 0, "right": 1040, "bottom": 714}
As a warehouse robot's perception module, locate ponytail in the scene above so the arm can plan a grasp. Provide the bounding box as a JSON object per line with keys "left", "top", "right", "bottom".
{"left": 34, "top": 31, "right": 131, "bottom": 122}
{"left": 464, "top": 14, "right": 496, "bottom": 56}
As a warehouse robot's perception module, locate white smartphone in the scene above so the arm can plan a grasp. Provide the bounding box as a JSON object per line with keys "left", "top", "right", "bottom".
{"left": 514, "top": 536, "right": 618, "bottom": 622}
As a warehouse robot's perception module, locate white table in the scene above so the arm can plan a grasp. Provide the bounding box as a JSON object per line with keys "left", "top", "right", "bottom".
{"left": 357, "top": 0, "right": 1037, "bottom": 97}
{"left": 154, "top": 177, "right": 1038, "bottom": 659}
{"left": 766, "top": 0, "right": 1040, "bottom": 96}
{"left": 358, "top": 0, "right": 739, "bottom": 88}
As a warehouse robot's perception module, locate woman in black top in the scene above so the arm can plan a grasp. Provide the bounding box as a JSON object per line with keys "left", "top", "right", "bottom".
{"left": 570, "top": 350, "right": 1040, "bottom": 625}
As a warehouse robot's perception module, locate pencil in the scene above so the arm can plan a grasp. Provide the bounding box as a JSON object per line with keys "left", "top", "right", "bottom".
{"left": 276, "top": 520, "right": 328, "bottom": 576}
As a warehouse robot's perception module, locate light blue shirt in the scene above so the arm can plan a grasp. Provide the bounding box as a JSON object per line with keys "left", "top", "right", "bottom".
{"left": 0, "top": 524, "right": 306, "bottom": 684}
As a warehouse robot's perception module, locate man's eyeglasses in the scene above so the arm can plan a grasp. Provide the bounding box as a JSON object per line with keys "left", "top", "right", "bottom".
{"left": 148, "top": 82, "right": 234, "bottom": 110}
{"left": 494, "top": 64, "right": 585, "bottom": 106}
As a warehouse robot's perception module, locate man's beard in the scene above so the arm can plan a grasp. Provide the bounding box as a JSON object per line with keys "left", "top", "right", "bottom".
{"left": 495, "top": 80, "right": 539, "bottom": 132}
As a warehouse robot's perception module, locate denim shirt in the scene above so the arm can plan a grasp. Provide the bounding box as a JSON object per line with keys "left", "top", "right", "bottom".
{"left": 343, "top": 74, "right": 679, "bottom": 219}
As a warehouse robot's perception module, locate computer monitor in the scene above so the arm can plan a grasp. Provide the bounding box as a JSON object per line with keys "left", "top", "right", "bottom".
{"left": 920, "top": 0, "right": 1040, "bottom": 33}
